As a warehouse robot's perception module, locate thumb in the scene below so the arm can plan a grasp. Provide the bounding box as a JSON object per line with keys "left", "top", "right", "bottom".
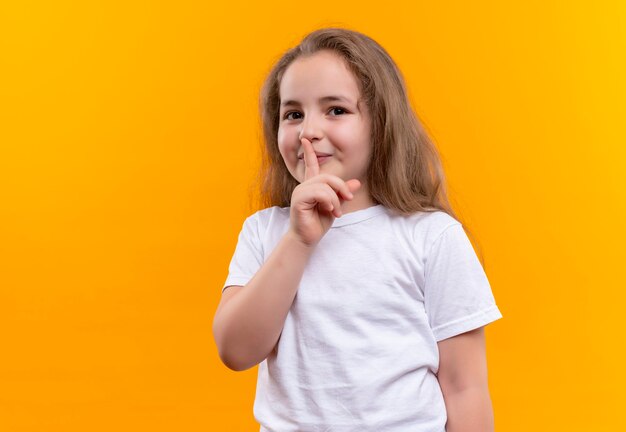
{"left": 346, "top": 179, "right": 362, "bottom": 194}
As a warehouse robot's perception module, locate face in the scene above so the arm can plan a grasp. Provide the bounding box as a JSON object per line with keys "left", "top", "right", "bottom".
{"left": 277, "top": 50, "right": 372, "bottom": 185}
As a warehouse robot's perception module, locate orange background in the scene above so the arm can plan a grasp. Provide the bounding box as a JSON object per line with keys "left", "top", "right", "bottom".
{"left": 1, "top": 1, "right": 625, "bottom": 430}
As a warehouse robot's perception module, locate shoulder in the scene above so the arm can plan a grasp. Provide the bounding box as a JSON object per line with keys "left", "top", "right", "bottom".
{"left": 418, "top": 211, "right": 465, "bottom": 254}
{"left": 238, "top": 206, "right": 290, "bottom": 237}
{"left": 384, "top": 208, "right": 461, "bottom": 243}
{"left": 244, "top": 205, "right": 290, "bottom": 226}
{"left": 406, "top": 209, "right": 460, "bottom": 228}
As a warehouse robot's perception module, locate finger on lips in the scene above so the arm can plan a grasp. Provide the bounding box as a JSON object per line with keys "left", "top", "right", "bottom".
{"left": 301, "top": 138, "right": 320, "bottom": 180}
{"left": 299, "top": 138, "right": 353, "bottom": 217}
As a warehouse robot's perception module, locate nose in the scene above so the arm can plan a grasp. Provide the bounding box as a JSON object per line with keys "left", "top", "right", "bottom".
{"left": 298, "top": 114, "right": 324, "bottom": 142}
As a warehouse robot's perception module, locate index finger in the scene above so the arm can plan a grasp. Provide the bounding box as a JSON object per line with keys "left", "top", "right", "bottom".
{"left": 301, "top": 137, "right": 320, "bottom": 181}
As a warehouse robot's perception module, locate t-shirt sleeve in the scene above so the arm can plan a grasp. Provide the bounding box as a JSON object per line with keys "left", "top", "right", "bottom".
{"left": 222, "top": 214, "right": 264, "bottom": 293}
{"left": 424, "top": 223, "right": 503, "bottom": 342}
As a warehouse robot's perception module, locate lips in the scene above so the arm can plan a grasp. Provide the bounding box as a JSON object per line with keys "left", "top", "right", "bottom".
{"left": 297, "top": 151, "right": 332, "bottom": 160}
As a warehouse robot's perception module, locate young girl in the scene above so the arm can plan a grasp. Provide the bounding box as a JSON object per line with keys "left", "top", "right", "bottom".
{"left": 213, "top": 27, "right": 502, "bottom": 432}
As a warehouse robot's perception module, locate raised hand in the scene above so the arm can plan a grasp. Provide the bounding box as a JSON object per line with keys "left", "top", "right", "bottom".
{"left": 288, "top": 138, "right": 361, "bottom": 247}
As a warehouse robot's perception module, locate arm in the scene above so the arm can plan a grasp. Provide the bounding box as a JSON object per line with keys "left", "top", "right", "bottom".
{"left": 212, "top": 231, "right": 315, "bottom": 371}
{"left": 436, "top": 327, "right": 495, "bottom": 432}
{"left": 213, "top": 138, "right": 359, "bottom": 372}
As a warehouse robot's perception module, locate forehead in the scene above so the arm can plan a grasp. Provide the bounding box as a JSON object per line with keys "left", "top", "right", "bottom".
{"left": 279, "top": 51, "right": 361, "bottom": 102}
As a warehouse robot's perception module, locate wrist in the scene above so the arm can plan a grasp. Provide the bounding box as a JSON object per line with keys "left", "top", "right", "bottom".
{"left": 284, "top": 229, "right": 319, "bottom": 252}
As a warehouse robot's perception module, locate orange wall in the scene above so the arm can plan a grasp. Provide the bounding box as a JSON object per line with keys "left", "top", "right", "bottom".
{"left": 1, "top": 1, "right": 625, "bottom": 430}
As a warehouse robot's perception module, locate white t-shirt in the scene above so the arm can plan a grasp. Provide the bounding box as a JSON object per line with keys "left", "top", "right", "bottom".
{"left": 222, "top": 204, "right": 502, "bottom": 432}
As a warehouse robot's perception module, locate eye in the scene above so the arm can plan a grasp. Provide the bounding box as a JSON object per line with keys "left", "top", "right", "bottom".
{"left": 283, "top": 111, "right": 302, "bottom": 120}
{"left": 329, "top": 107, "right": 347, "bottom": 116}
{"left": 282, "top": 107, "right": 347, "bottom": 121}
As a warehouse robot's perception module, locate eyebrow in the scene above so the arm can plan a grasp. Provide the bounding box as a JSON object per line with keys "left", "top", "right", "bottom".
{"left": 280, "top": 95, "right": 354, "bottom": 107}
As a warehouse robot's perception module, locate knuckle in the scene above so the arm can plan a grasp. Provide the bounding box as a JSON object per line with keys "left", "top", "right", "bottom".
{"left": 324, "top": 184, "right": 338, "bottom": 197}
{"left": 316, "top": 189, "right": 330, "bottom": 201}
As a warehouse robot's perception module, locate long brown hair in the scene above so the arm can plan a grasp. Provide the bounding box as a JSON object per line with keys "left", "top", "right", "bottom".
{"left": 252, "top": 27, "right": 486, "bottom": 268}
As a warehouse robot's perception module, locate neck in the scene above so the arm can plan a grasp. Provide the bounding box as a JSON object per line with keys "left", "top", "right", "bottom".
{"left": 340, "top": 184, "right": 376, "bottom": 214}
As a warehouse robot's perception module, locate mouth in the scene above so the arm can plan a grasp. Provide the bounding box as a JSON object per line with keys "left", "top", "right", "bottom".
{"left": 297, "top": 152, "right": 332, "bottom": 160}
{"left": 298, "top": 154, "right": 332, "bottom": 166}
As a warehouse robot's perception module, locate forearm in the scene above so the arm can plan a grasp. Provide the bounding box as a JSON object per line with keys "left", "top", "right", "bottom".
{"left": 213, "top": 231, "right": 314, "bottom": 371}
{"left": 442, "top": 386, "right": 495, "bottom": 432}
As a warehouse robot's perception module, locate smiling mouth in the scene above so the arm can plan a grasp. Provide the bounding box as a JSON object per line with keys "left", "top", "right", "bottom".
{"left": 298, "top": 155, "right": 332, "bottom": 161}
{"left": 297, "top": 152, "right": 332, "bottom": 160}
{"left": 298, "top": 155, "right": 333, "bottom": 166}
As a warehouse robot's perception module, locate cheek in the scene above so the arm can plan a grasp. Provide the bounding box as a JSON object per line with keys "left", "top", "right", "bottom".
{"left": 276, "top": 128, "right": 289, "bottom": 157}
{"left": 334, "top": 127, "right": 372, "bottom": 170}
{"left": 277, "top": 127, "right": 298, "bottom": 169}
{"left": 333, "top": 126, "right": 368, "bottom": 155}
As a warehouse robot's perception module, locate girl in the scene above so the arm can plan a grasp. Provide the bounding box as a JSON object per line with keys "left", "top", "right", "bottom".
{"left": 213, "top": 27, "right": 502, "bottom": 432}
